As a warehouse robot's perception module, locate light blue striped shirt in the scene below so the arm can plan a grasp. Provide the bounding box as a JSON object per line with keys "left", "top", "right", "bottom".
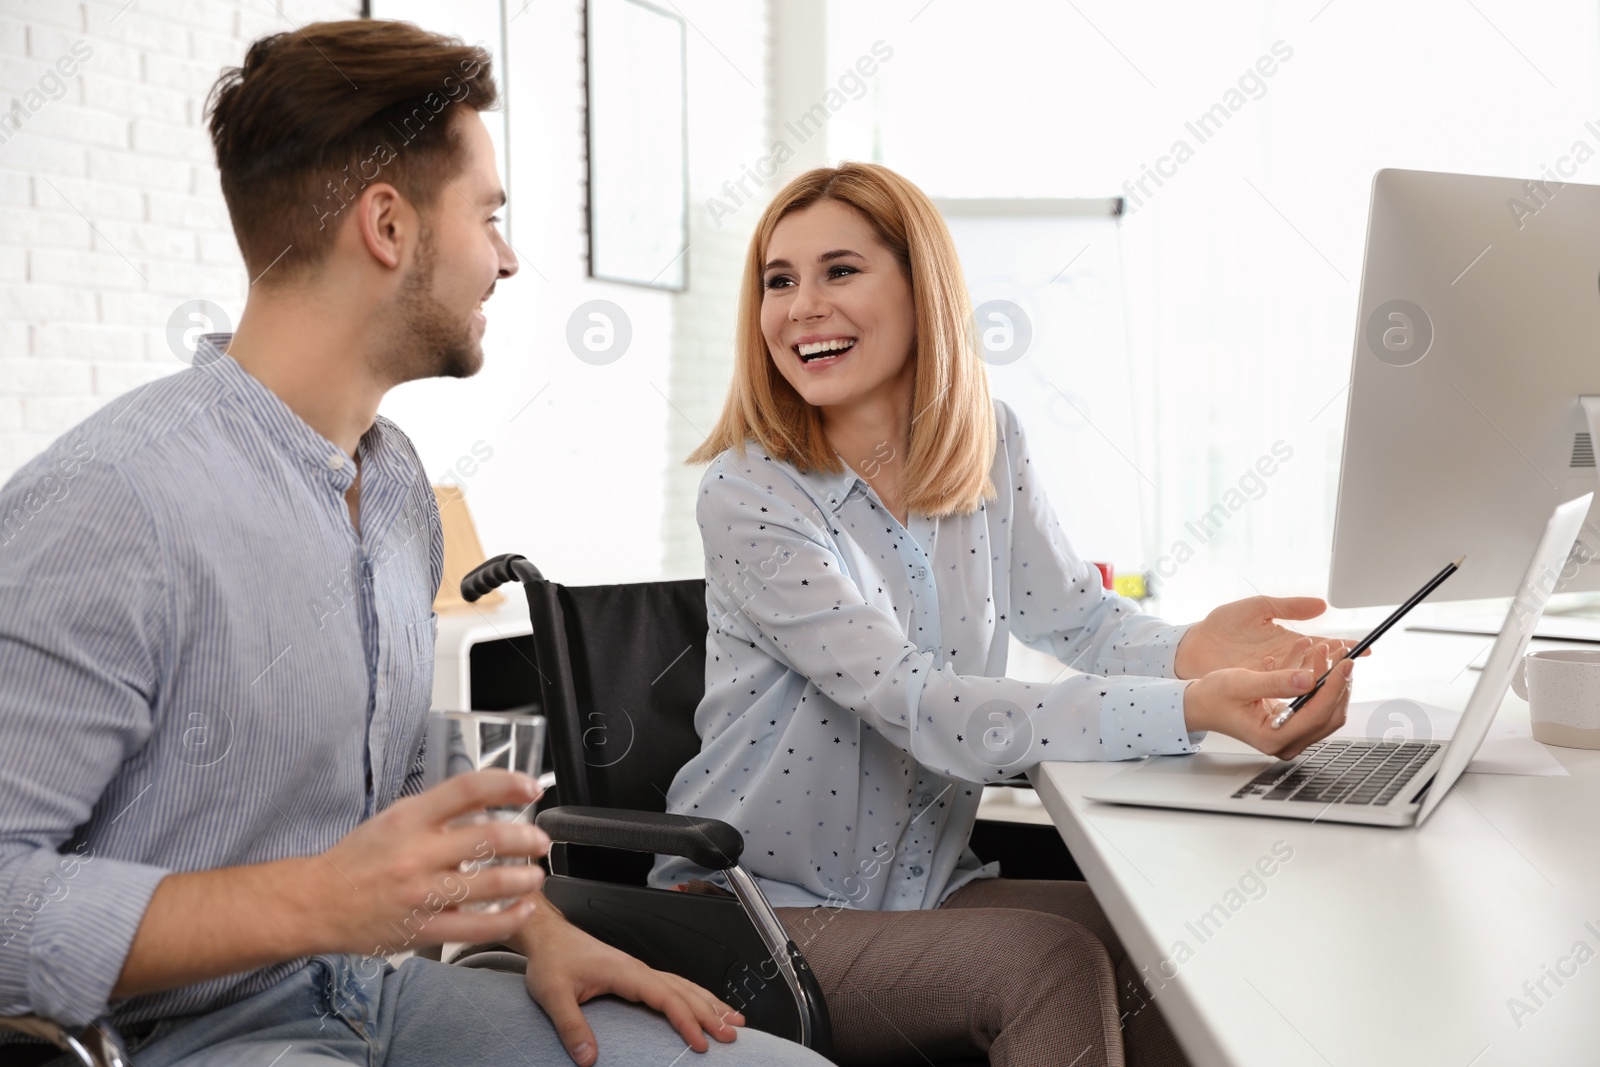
{"left": 0, "top": 335, "right": 441, "bottom": 1028}
{"left": 650, "top": 401, "right": 1198, "bottom": 911}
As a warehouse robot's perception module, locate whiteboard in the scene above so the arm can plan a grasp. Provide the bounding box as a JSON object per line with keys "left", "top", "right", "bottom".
{"left": 937, "top": 199, "right": 1150, "bottom": 576}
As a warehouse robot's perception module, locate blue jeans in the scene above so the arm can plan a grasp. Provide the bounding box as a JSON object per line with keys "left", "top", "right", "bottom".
{"left": 93, "top": 955, "right": 826, "bottom": 1066}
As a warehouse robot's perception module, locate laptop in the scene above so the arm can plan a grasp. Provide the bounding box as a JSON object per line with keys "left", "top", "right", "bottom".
{"left": 1084, "top": 494, "right": 1592, "bottom": 828}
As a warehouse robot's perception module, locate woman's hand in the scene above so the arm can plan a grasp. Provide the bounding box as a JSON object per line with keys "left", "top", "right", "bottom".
{"left": 1174, "top": 595, "right": 1363, "bottom": 680}
{"left": 1181, "top": 640, "right": 1353, "bottom": 760}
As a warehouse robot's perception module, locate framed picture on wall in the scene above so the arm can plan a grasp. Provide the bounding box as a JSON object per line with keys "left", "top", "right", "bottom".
{"left": 585, "top": 0, "right": 689, "bottom": 291}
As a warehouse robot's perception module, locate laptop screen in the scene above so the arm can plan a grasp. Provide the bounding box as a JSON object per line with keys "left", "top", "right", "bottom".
{"left": 1416, "top": 492, "right": 1593, "bottom": 822}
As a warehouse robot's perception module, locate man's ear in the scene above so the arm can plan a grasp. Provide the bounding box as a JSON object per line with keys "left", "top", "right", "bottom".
{"left": 353, "top": 182, "right": 412, "bottom": 271}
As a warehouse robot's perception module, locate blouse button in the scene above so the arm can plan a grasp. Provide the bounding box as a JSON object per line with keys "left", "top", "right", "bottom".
{"left": 910, "top": 865, "right": 925, "bottom": 877}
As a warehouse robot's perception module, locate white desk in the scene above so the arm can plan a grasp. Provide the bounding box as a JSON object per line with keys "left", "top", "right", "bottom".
{"left": 1031, "top": 628, "right": 1600, "bottom": 1067}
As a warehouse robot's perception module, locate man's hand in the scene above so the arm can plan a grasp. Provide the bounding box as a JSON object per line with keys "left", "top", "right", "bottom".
{"left": 1182, "top": 641, "right": 1354, "bottom": 759}
{"left": 115, "top": 769, "right": 551, "bottom": 1000}
{"left": 1174, "top": 595, "right": 1363, "bottom": 679}
{"left": 516, "top": 893, "right": 744, "bottom": 1066}
{"left": 313, "top": 769, "right": 551, "bottom": 955}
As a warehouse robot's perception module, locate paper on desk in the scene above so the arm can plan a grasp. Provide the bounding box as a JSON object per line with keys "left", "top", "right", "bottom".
{"left": 1334, "top": 700, "right": 1568, "bottom": 777}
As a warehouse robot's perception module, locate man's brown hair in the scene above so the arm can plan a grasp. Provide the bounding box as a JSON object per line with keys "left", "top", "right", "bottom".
{"left": 205, "top": 20, "right": 498, "bottom": 284}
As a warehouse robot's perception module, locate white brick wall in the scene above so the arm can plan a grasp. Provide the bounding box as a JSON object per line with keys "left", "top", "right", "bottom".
{"left": 0, "top": 0, "right": 359, "bottom": 481}
{"left": 1, "top": 0, "right": 781, "bottom": 588}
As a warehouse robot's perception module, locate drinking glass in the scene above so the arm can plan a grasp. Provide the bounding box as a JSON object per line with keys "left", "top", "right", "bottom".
{"left": 425, "top": 709, "right": 546, "bottom": 912}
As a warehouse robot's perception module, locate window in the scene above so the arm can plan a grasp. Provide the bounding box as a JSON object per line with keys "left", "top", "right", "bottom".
{"left": 826, "top": 0, "right": 1600, "bottom": 619}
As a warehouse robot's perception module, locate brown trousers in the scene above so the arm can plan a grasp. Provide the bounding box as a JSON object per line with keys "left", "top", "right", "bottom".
{"left": 775, "top": 879, "right": 1191, "bottom": 1067}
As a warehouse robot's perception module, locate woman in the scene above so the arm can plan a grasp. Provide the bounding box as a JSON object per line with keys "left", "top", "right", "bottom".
{"left": 650, "top": 163, "right": 1355, "bottom": 1067}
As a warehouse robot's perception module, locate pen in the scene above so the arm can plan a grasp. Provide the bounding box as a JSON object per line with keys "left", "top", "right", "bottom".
{"left": 1270, "top": 554, "right": 1464, "bottom": 729}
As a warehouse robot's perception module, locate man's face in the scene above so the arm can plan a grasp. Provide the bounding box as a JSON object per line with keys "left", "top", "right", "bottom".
{"left": 384, "top": 109, "right": 517, "bottom": 383}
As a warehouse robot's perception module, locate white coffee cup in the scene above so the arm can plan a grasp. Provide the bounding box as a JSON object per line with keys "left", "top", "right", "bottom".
{"left": 1511, "top": 649, "right": 1600, "bottom": 749}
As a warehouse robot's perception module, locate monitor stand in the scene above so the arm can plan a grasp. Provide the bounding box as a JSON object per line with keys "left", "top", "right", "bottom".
{"left": 1404, "top": 395, "right": 1600, "bottom": 644}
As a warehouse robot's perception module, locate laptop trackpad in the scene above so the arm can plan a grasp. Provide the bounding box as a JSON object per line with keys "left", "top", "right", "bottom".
{"left": 1125, "top": 754, "right": 1280, "bottom": 777}
{"left": 1085, "top": 753, "right": 1278, "bottom": 805}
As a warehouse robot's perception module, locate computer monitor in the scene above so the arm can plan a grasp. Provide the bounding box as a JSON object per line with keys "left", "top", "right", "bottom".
{"left": 1329, "top": 168, "right": 1600, "bottom": 612}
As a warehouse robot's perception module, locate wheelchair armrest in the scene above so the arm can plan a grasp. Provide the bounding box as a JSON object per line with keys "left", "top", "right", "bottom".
{"left": 535, "top": 806, "right": 743, "bottom": 871}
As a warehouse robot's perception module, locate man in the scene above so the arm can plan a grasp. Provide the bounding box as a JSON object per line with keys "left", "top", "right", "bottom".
{"left": 0, "top": 19, "right": 823, "bottom": 1067}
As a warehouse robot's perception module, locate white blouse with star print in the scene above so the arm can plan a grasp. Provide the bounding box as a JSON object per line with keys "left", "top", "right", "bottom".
{"left": 648, "top": 400, "right": 1201, "bottom": 911}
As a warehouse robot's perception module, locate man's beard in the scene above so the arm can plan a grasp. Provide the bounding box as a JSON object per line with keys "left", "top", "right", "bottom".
{"left": 381, "top": 225, "right": 482, "bottom": 383}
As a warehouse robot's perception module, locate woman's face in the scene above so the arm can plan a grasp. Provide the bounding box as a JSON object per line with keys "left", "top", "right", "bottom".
{"left": 760, "top": 199, "right": 916, "bottom": 412}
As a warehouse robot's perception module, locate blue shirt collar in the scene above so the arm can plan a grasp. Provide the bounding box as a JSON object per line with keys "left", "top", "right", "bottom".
{"left": 742, "top": 440, "right": 864, "bottom": 515}
{"left": 196, "top": 332, "right": 385, "bottom": 495}
{"left": 810, "top": 460, "right": 864, "bottom": 514}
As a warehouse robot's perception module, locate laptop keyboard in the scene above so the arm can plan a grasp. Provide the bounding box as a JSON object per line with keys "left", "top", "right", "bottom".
{"left": 1230, "top": 739, "right": 1442, "bottom": 806}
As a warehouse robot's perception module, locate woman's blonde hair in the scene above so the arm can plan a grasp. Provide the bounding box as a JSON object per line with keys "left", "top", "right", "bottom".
{"left": 688, "top": 162, "right": 996, "bottom": 517}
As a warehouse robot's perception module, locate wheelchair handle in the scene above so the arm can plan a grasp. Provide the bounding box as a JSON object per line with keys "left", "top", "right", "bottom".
{"left": 460, "top": 553, "right": 545, "bottom": 603}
